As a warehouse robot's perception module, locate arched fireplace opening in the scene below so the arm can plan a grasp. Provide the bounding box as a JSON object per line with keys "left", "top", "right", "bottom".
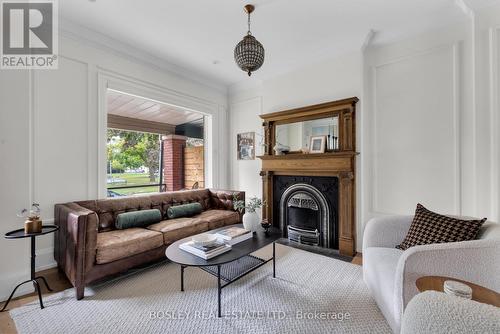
{"left": 274, "top": 176, "right": 339, "bottom": 249}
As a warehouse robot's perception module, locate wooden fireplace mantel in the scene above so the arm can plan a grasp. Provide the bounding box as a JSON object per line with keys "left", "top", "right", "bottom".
{"left": 258, "top": 97, "right": 358, "bottom": 256}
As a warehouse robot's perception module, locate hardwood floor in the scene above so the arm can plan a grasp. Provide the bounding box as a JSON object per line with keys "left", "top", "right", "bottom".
{"left": 0, "top": 268, "right": 72, "bottom": 334}
{"left": 0, "top": 253, "right": 363, "bottom": 334}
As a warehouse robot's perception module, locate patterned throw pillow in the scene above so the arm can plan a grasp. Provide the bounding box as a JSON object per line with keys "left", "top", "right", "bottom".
{"left": 396, "top": 204, "right": 486, "bottom": 250}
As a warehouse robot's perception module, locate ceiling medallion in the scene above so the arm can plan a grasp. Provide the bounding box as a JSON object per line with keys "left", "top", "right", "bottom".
{"left": 234, "top": 4, "right": 265, "bottom": 76}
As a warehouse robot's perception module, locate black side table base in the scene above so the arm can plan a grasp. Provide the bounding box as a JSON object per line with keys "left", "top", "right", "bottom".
{"left": 1, "top": 225, "right": 58, "bottom": 312}
{"left": 0, "top": 277, "right": 51, "bottom": 311}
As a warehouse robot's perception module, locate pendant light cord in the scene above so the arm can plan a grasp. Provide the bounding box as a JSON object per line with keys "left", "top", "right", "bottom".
{"left": 247, "top": 11, "right": 252, "bottom": 35}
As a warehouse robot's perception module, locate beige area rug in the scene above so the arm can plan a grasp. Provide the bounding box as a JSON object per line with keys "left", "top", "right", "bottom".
{"left": 10, "top": 245, "right": 391, "bottom": 334}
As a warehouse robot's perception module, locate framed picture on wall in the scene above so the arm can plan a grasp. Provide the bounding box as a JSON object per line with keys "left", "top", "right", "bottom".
{"left": 309, "top": 135, "right": 326, "bottom": 154}
{"left": 237, "top": 132, "right": 255, "bottom": 160}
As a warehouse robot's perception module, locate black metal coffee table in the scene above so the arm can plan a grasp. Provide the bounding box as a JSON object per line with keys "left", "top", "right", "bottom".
{"left": 165, "top": 224, "right": 282, "bottom": 317}
{"left": 1, "top": 225, "right": 58, "bottom": 311}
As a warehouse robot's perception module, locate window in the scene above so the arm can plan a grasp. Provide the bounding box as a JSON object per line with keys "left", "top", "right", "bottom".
{"left": 107, "top": 129, "right": 163, "bottom": 197}
{"left": 106, "top": 89, "right": 206, "bottom": 197}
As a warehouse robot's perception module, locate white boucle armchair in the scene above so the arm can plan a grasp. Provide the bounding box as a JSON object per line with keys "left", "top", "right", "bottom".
{"left": 362, "top": 215, "right": 500, "bottom": 333}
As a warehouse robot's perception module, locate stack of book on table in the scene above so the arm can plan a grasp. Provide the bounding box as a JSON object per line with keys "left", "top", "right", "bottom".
{"left": 179, "top": 227, "right": 253, "bottom": 259}
{"left": 179, "top": 240, "right": 231, "bottom": 260}
{"left": 214, "top": 226, "right": 253, "bottom": 245}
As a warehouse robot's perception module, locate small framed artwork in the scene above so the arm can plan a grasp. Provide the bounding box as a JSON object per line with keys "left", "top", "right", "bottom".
{"left": 309, "top": 135, "right": 326, "bottom": 154}
{"left": 237, "top": 132, "right": 255, "bottom": 160}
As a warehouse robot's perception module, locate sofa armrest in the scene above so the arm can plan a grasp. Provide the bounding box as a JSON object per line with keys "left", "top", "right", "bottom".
{"left": 362, "top": 215, "right": 413, "bottom": 252}
{"left": 395, "top": 239, "right": 500, "bottom": 317}
{"left": 54, "top": 203, "right": 98, "bottom": 286}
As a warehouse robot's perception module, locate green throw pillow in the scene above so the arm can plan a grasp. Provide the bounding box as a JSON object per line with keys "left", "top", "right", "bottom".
{"left": 167, "top": 203, "right": 203, "bottom": 219}
{"left": 116, "top": 209, "right": 162, "bottom": 229}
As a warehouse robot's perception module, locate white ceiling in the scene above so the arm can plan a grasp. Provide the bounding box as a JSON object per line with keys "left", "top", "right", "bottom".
{"left": 107, "top": 90, "right": 203, "bottom": 125}
{"left": 60, "top": 0, "right": 499, "bottom": 87}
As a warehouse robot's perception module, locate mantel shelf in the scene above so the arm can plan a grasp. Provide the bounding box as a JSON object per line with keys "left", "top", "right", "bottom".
{"left": 258, "top": 152, "right": 359, "bottom": 160}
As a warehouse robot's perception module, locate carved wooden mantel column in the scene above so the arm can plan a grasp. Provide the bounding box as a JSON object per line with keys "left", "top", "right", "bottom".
{"left": 258, "top": 97, "right": 359, "bottom": 256}
{"left": 259, "top": 170, "right": 273, "bottom": 223}
{"left": 338, "top": 171, "right": 355, "bottom": 255}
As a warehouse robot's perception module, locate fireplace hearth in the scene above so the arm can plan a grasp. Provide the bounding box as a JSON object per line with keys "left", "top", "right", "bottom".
{"left": 274, "top": 176, "right": 339, "bottom": 249}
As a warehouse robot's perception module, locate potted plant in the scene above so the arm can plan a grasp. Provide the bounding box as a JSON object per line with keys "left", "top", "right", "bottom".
{"left": 233, "top": 195, "right": 266, "bottom": 231}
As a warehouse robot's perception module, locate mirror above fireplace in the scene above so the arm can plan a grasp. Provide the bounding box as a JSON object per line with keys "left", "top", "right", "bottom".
{"left": 275, "top": 116, "right": 340, "bottom": 153}
{"left": 259, "top": 97, "right": 357, "bottom": 156}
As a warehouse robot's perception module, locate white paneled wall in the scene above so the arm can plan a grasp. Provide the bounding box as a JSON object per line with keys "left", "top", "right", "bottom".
{"left": 228, "top": 5, "right": 500, "bottom": 252}
{"left": 34, "top": 57, "right": 90, "bottom": 217}
{"left": 229, "top": 97, "right": 263, "bottom": 199}
{"left": 371, "top": 44, "right": 460, "bottom": 215}
{"left": 0, "top": 35, "right": 228, "bottom": 301}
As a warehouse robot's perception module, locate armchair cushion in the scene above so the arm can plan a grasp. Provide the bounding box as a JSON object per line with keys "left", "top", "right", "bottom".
{"left": 401, "top": 291, "right": 500, "bottom": 334}
{"left": 397, "top": 204, "right": 486, "bottom": 250}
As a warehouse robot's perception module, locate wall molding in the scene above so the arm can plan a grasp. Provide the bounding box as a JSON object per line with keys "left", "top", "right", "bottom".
{"left": 490, "top": 27, "right": 500, "bottom": 223}
{"left": 32, "top": 55, "right": 90, "bottom": 213}
{"left": 371, "top": 43, "right": 462, "bottom": 216}
{"left": 59, "top": 19, "right": 228, "bottom": 94}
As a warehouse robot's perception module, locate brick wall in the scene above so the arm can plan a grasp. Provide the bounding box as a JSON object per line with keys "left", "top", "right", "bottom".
{"left": 162, "top": 135, "right": 186, "bottom": 191}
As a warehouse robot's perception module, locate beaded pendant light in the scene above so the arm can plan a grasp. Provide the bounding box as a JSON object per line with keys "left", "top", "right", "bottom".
{"left": 234, "top": 4, "right": 265, "bottom": 76}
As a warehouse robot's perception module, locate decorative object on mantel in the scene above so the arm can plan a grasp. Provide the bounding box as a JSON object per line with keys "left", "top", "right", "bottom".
{"left": 309, "top": 135, "right": 327, "bottom": 154}
{"left": 234, "top": 4, "right": 265, "bottom": 76}
{"left": 233, "top": 195, "right": 265, "bottom": 231}
{"left": 273, "top": 143, "right": 290, "bottom": 155}
{"left": 237, "top": 132, "right": 255, "bottom": 160}
{"left": 18, "top": 203, "right": 42, "bottom": 234}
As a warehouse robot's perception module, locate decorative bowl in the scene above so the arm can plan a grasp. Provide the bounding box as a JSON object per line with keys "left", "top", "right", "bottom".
{"left": 261, "top": 219, "right": 272, "bottom": 234}
{"left": 192, "top": 234, "right": 218, "bottom": 247}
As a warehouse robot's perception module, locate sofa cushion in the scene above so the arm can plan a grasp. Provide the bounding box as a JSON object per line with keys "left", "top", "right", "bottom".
{"left": 397, "top": 204, "right": 486, "bottom": 250}
{"left": 147, "top": 217, "right": 209, "bottom": 245}
{"left": 116, "top": 209, "right": 162, "bottom": 229}
{"left": 96, "top": 228, "right": 164, "bottom": 264}
{"left": 167, "top": 203, "right": 203, "bottom": 219}
{"left": 363, "top": 247, "right": 404, "bottom": 333}
{"left": 194, "top": 210, "right": 240, "bottom": 229}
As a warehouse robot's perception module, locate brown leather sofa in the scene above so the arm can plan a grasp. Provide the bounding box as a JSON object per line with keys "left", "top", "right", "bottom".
{"left": 54, "top": 189, "right": 244, "bottom": 299}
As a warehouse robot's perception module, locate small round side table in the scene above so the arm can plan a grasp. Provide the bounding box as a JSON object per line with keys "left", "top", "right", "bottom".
{"left": 0, "top": 225, "right": 59, "bottom": 312}
{"left": 416, "top": 275, "right": 500, "bottom": 307}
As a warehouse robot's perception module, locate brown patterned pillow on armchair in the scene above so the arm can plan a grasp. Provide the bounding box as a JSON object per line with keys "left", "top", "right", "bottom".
{"left": 396, "top": 204, "right": 486, "bottom": 250}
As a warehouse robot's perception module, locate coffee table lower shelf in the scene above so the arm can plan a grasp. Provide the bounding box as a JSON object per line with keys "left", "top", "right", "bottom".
{"left": 201, "top": 254, "right": 269, "bottom": 283}
{"left": 179, "top": 242, "right": 276, "bottom": 317}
